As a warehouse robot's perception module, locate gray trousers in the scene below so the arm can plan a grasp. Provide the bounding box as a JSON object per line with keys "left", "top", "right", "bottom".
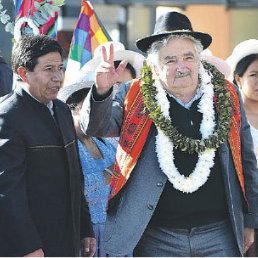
{"left": 133, "top": 220, "right": 241, "bottom": 257}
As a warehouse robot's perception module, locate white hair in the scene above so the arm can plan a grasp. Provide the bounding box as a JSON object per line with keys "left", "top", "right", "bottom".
{"left": 146, "top": 34, "right": 203, "bottom": 70}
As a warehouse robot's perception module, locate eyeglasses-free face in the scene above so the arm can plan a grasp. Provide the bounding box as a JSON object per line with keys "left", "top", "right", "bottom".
{"left": 21, "top": 52, "right": 64, "bottom": 105}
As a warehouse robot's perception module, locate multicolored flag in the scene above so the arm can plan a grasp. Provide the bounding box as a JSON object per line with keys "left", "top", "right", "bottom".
{"left": 64, "top": 0, "right": 111, "bottom": 85}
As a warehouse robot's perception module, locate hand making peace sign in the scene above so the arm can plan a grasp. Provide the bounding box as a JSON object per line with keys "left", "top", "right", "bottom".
{"left": 95, "top": 43, "right": 128, "bottom": 95}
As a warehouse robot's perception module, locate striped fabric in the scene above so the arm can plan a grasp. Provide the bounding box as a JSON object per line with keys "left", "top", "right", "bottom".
{"left": 13, "top": 0, "right": 24, "bottom": 17}
{"left": 43, "top": 15, "right": 58, "bottom": 38}
{"left": 64, "top": 0, "right": 111, "bottom": 85}
{"left": 14, "top": 0, "right": 35, "bottom": 18}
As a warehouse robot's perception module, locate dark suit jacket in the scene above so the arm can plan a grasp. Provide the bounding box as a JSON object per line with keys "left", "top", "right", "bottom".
{"left": 0, "top": 86, "right": 93, "bottom": 256}
{"left": 0, "top": 56, "right": 13, "bottom": 97}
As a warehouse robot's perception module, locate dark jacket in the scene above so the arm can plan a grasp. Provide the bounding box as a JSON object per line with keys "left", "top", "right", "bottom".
{"left": 0, "top": 56, "right": 13, "bottom": 97}
{"left": 0, "top": 86, "right": 94, "bottom": 256}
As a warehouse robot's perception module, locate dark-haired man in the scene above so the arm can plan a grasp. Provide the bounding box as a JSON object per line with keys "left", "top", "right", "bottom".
{"left": 0, "top": 34, "right": 95, "bottom": 257}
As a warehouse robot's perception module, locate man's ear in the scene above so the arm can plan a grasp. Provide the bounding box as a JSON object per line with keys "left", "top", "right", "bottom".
{"left": 153, "top": 64, "right": 160, "bottom": 77}
{"left": 17, "top": 67, "right": 28, "bottom": 82}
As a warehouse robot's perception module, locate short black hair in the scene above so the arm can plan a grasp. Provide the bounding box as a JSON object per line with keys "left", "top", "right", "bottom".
{"left": 233, "top": 54, "right": 258, "bottom": 84}
{"left": 11, "top": 34, "right": 64, "bottom": 73}
{"left": 114, "top": 60, "right": 136, "bottom": 79}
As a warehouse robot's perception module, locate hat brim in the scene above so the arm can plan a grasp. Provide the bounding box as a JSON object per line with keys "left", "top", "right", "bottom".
{"left": 58, "top": 81, "right": 94, "bottom": 103}
{"left": 136, "top": 31, "right": 212, "bottom": 53}
{"left": 200, "top": 54, "right": 231, "bottom": 78}
{"left": 79, "top": 50, "right": 145, "bottom": 76}
{"left": 226, "top": 40, "right": 258, "bottom": 81}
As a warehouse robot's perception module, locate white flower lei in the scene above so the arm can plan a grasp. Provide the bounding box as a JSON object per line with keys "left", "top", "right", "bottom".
{"left": 155, "top": 63, "right": 216, "bottom": 193}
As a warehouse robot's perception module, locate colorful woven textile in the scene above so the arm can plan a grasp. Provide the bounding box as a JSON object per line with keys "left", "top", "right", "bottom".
{"left": 225, "top": 80, "right": 248, "bottom": 205}
{"left": 109, "top": 79, "right": 152, "bottom": 199}
{"left": 64, "top": 0, "right": 111, "bottom": 85}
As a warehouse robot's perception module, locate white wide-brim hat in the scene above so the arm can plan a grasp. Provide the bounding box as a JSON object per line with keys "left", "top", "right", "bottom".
{"left": 200, "top": 49, "right": 231, "bottom": 78}
{"left": 226, "top": 39, "right": 258, "bottom": 81}
{"left": 58, "top": 81, "right": 94, "bottom": 103}
{"left": 78, "top": 41, "right": 145, "bottom": 79}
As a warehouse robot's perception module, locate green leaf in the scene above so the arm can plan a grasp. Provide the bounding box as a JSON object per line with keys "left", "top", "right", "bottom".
{"left": 34, "top": 2, "right": 41, "bottom": 9}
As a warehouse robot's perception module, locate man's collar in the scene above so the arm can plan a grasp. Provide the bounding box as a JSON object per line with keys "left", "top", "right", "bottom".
{"left": 20, "top": 83, "right": 53, "bottom": 107}
{"left": 166, "top": 87, "right": 202, "bottom": 109}
{"left": 19, "top": 83, "right": 54, "bottom": 115}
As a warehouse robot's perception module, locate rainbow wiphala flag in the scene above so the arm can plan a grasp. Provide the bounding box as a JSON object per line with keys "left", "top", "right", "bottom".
{"left": 64, "top": 0, "right": 111, "bottom": 85}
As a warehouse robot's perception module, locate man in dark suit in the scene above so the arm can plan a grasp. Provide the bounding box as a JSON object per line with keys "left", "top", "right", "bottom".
{"left": 0, "top": 34, "right": 96, "bottom": 257}
{"left": 0, "top": 55, "right": 13, "bottom": 96}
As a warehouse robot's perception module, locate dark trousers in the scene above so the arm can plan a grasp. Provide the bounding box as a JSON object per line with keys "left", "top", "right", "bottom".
{"left": 134, "top": 220, "right": 240, "bottom": 257}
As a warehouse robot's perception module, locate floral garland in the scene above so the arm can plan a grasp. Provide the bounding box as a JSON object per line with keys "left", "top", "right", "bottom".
{"left": 140, "top": 60, "right": 232, "bottom": 155}
{"left": 140, "top": 60, "right": 233, "bottom": 193}
{"left": 156, "top": 129, "right": 216, "bottom": 193}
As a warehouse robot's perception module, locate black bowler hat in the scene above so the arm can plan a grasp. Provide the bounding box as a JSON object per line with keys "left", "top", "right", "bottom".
{"left": 136, "top": 11, "right": 212, "bottom": 53}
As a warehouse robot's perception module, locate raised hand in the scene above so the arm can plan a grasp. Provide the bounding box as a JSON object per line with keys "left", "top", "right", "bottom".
{"left": 95, "top": 43, "right": 128, "bottom": 95}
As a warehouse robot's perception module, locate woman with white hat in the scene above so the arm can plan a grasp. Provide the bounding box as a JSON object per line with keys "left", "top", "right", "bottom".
{"left": 227, "top": 39, "right": 258, "bottom": 256}
{"left": 226, "top": 39, "right": 258, "bottom": 158}
{"left": 58, "top": 82, "right": 117, "bottom": 257}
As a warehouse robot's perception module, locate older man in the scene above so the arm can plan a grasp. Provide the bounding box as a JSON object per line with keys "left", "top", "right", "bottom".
{"left": 80, "top": 12, "right": 258, "bottom": 256}
{"left": 0, "top": 35, "right": 96, "bottom": 257}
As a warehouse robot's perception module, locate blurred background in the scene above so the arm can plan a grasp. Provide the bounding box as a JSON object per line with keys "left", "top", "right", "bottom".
{"left": 1, "top": 0, "right": 258, "bottom": 65}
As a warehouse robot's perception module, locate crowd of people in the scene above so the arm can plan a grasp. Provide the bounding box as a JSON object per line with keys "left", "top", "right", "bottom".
{"left": 0, "top": 9, "right": 258, "bottom": 257}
